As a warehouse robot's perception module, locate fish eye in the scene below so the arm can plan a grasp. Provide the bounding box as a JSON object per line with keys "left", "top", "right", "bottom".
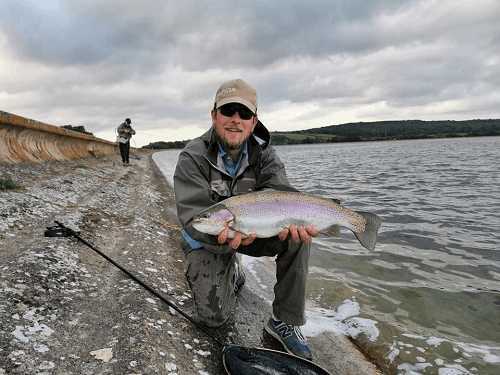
{"left": 199, "top": 212, "right": 211, "bottom": 219}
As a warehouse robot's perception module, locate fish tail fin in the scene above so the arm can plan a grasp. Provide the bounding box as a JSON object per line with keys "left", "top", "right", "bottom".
{"left": 354, "top": 212, "right": 381, "bottom": 251}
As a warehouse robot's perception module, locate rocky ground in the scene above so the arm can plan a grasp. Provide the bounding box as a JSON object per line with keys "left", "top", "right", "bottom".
{"left": 0, "top": 153, "right": 383, "bottom": 375}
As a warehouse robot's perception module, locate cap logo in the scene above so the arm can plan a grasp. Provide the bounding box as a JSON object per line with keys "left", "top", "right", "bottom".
{"left": 221, "top": 87, "right": 236, "bottom": 95}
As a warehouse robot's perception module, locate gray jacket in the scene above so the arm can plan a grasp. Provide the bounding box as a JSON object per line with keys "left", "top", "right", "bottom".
{"left": 174, "top": 121, "right": 297, "bottom": 252}
{"left": 117, "top": 122, "right": 136, "bottom": 140}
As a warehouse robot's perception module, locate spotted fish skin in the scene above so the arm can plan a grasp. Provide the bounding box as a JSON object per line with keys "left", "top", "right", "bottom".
{"left": 192, "top": 190, "right": 381, "bottom": 251}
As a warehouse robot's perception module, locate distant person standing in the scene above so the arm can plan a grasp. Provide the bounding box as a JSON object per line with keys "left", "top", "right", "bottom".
{"left": 117, "top": 118, "right": 135, "bottom": 166}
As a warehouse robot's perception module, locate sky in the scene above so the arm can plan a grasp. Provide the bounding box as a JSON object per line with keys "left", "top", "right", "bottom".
{"left": 1, "top": 0, "right": 499, "bottom": 148}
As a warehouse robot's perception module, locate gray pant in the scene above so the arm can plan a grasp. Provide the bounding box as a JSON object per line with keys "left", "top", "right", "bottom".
{"left": 182, "top": 236, "right": 311, "bottom": 327}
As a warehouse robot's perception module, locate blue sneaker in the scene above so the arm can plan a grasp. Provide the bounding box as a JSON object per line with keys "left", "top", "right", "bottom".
{"left": 234, "top": 255, "right": 246, "bottom": 292}
{"left": 265, "top": 317, "right": 313, "bottom": 360}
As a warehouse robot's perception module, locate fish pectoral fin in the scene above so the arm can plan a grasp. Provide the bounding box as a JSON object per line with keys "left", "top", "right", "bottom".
{"left": 320, "top": 224, "right": 341, "bottom": 238}
{"left": 227, "top": 223, "right": 250, "bottom": 239}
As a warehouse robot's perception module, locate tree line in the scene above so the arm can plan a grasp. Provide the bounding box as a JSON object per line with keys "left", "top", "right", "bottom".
{"left": 273, "top": 119, "right": 500, "bottom": 145}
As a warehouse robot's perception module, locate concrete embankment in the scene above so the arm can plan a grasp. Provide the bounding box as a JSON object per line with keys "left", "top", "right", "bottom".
{"left": 0, "top": 110, "right": 126, "bottom": 163}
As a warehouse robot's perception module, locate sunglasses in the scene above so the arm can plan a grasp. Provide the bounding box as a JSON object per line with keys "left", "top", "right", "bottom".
{"left": 218, "top": 104, "right": 255, "bottom": 120}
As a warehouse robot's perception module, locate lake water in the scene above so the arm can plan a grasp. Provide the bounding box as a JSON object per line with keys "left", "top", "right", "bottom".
{"left": 153, "top": 137, "right": 500, "bottom": 375}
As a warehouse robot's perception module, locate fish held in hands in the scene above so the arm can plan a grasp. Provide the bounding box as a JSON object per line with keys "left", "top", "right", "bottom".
{"left": 192, "top": 190, "right": 381, "bottom": 251}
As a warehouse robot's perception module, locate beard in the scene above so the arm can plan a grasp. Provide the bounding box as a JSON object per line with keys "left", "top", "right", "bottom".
{"left": 219, "top": 137, "right": 243, "bottom": 151}
{"left": 216, "top": 129, "right": 250, "bottom": 153}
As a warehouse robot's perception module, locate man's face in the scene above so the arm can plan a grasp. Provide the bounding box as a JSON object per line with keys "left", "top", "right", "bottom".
{"left": 212, "top": 103, "right": 258, "bottom": 151}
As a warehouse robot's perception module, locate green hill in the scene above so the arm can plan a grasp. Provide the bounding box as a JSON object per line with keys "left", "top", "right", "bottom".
{"left": 271, "top": 119, "right": 500, "bottom": 145}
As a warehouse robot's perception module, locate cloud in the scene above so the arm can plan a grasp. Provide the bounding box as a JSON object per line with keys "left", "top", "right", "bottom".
{"left": 1, "top": 0, "right": 500, "bottom": 147}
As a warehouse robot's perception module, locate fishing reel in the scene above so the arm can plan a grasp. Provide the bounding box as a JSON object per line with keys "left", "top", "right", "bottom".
{"left": 44, "top": 223, "right": 79, "bottom": 237}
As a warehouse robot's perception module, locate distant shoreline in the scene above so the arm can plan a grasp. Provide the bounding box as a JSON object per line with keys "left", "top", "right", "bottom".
{"left": 142, "top": 118, "right": 500, "bottom": 149}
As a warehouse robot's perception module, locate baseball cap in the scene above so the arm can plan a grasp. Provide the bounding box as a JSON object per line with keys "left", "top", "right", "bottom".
{"left": 214, "top": 79, "right": 258, "bottom": 114}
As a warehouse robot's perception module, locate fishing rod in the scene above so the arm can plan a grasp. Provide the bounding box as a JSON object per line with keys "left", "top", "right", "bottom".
{"left": 45, "top": 220, "right": 225, "bottom": 347}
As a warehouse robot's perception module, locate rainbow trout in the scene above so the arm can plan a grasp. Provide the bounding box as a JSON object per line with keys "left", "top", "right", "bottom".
{"left": 192, "top": 190, "right": 381, "bottom": 251}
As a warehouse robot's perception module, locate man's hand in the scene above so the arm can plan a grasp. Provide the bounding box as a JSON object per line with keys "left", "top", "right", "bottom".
{"left": 279, "top": 224, "right": 318, "bottom": 243}
{"left": 218, "top": 229, "right": 257, "bottom": 250}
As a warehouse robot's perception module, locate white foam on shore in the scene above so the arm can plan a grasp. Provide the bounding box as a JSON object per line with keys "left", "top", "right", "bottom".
{"left": 302, "top": 302, "right": 380, "bottom": 341}
{"left": 392, "top": 333, "right": 500, "bottom": 375}
{"left": 242, "top": 254, "right": 380, "bottom": 341}
{"left": 400, "top": 333, "right": 500, "bottom": 365}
